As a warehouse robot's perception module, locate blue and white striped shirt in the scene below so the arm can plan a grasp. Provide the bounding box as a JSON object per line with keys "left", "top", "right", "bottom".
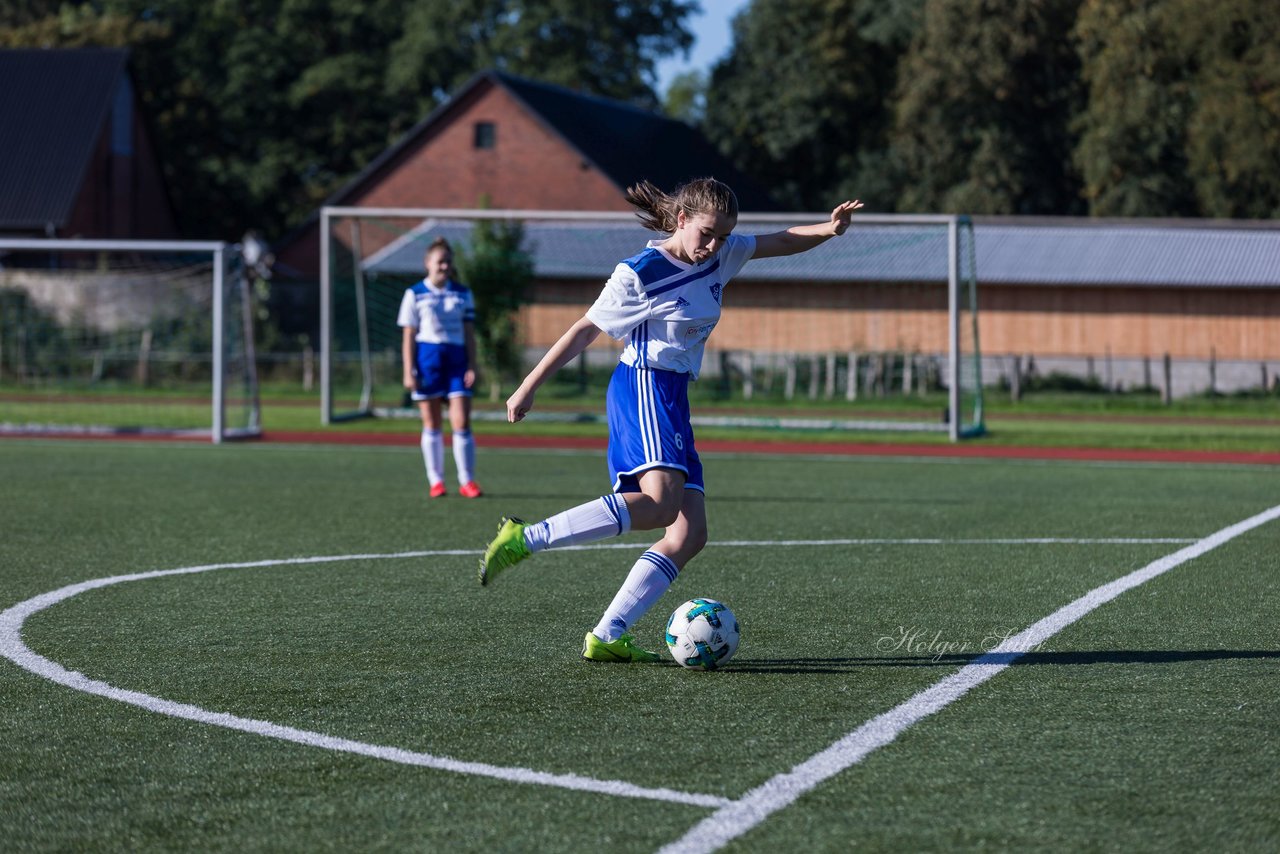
{"left": 586, "top": 234, "right": 755, "bottom": 379}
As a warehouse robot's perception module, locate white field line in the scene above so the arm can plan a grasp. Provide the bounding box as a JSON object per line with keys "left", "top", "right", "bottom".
{"left": 616, "top": 538, "right": 1194, "bottom": 549}
{"left": 0, "top": 533, "right": 1227, "bottom": 812}
{"left": 659, "top": 503, "right": 1280, "bottom": 854}
{"left": 0, "top": 551, "right": 729, "bottom": 809}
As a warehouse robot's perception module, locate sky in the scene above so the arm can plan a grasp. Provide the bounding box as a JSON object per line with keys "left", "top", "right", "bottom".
{"left": 653, "top": 0, "right": 752, "bottom": 95}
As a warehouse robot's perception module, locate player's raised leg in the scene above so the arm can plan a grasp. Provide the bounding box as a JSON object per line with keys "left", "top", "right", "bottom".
{"left": 478, "top": 465, "right": 693, "bottom": 585}
{"left": 479, "top": 491, "right": 632, "bottom": 585}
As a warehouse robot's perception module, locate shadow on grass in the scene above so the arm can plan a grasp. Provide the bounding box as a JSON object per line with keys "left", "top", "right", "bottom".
{"left": 723, "top": 649, "right": 1280, "bottom": 675}
{"left": 484, "top": 492, "right": 968, "bottom": 506}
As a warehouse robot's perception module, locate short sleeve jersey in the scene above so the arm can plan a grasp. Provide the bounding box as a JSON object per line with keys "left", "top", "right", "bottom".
{"left": 586, "top": 233, "right": 756, "bottom": 380}
{"left": 396, "top": 279, "right": 475, "bottom": 345}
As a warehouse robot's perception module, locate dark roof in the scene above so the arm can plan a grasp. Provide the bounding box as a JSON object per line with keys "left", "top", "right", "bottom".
{"left": 0, "top": 48, "right": 130, "bottom": 230}
{"left": 491, "top": 72, "right": 779, "bottom": 211}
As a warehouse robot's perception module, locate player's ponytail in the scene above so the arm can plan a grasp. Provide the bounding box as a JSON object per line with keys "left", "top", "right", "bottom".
{"left": 626, "top": 177, "right": 738, "bottom": 234}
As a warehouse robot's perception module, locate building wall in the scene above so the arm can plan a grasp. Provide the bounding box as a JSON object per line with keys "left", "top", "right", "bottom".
{"left": 979, "top": 285, "right": 1280, "bottom": 360}
{"left": 63, "top": 89, "right": 177, "bottom": 239}
{"left": 354, "top": 86, "right": 628, "bottom": 213}
{"left": 517, "top": 278, "right": 1280, "bottom": 362}
{"left": 278, "top": 82, "right": 631, "bottom": 276}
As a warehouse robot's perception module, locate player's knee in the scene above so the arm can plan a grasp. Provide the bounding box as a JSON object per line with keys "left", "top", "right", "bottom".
{"left": 682, "top": 523, "right": 708, "bottom": 556}
{"left": 653, "top": 496, "right": 682, "bottom": 528}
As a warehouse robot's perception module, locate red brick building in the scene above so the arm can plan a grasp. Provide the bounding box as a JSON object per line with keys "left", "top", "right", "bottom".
{"left": 274, "top": 70, "right": 776, "bottom": 277}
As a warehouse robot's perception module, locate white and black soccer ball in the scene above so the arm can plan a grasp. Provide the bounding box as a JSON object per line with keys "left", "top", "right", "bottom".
{"left": 665, "top": 598, "right": 740, "bottom": 670}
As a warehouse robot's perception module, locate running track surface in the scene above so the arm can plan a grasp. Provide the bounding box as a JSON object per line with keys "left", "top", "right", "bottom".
{"left": 18, "top": 429, "right": 1273, "bottom": 466}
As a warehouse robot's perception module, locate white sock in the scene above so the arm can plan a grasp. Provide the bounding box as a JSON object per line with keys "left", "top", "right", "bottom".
{"left": 420, "top": 428, "right": 444, "bottom": 486}
{"left": 523, "top": 494, "right": 631, "bottom": 553}
{"left": 593, "top": 550, "right": 681, "bottom": 642}
{"left": 452, "top": 429, "right": 475, "bottom": 483}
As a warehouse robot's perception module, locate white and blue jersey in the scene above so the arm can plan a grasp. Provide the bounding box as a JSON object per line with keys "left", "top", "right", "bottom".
{"left": 587, "top": 234, "right": 756, "bottom": 493}
{"left": 397, "top": 278, "right": 476, "bottom": 399}
{"left": 587, "top": 234, "right": 755, "bottom": 380}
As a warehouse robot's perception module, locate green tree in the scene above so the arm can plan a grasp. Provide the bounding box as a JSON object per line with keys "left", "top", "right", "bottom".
{"left": 891, "top": 0, "right": 1084, "bottom": 215}
{"left": 702, "top": 0, "right": 921, "bottom": 210}
{"left": 387, "top": 0, "right": 697, "bottom": 114}
{"left": 0, "top": 0, "right": 63, "bottom": 27}
{"left": 663, "top": 69, "right": 706, "bottom": 125}
{"left": 0, "top": 2, "right": 165, "bottom": 45}
{"left": 1073, "top": 0, "right": 1280, "bottom": 218}
{"left": 455, "top": 219, "right": 535, "bottom": 400}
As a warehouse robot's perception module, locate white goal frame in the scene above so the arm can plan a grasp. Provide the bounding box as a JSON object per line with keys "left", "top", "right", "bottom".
{"left": 0, "top": 237, "right": 260, "bottom": 443}
{"left": 319, "top": 207, "right": 982, "bottom": 440}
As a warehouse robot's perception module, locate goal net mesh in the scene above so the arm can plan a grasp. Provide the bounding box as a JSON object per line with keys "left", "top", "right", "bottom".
{"left": 322, "top": 209, "right": 982, "bottom": 439}
{"left": 0, "top": 241, "right": 260, "bottom": 441}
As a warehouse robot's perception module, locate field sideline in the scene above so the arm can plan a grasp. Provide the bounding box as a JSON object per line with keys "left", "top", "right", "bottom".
{"left": 12, "top": 427, "right": 1280, "bottom": 466}
{"left": 1, "top": 439, "right": 1277, "bottom": 851}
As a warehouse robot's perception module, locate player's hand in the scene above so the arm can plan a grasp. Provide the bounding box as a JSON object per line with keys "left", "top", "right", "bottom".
{"left": 831, "top": 200, "right": 863, "bottom": 236}
{"left": 403, "top": 374, "right": 416, "bottom": 391}
{"left": 507, "top": 387, "right": 534, "bottom": 422}
{"left": 463, "top": 368, "right": 477, "bottom": 389}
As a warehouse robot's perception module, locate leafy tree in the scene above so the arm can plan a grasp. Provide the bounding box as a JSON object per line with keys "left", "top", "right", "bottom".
{"left": 890, "top": 0, "right": 1085, "bottom": 215}
{"left": 663, "top": 69, "right": 706, "bottom": 125}
{"left": 0, "top": 2, "right": 164, "bottom": 45}
{"left": 1073, "top": 0, "right": 1280, "bottom": 218}
{"left": 0, "top": 0, "right": 63, "bottom": 27}
{"left": 1071, "top": 0, "right": 1196, "bottom": 216}
{"left": 702, "top": 0, "right": 921, "bottom": 210}
{"left": 455, "top": 219, "right": 535, "bottom": 400}
{"left": 387, "top": 0, "right": 697, "bottom": 114}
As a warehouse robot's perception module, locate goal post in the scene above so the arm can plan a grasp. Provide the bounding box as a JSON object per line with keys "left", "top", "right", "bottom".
{"left": 319, "top": 207, "right": 983, "bottom": 439}
{"left": 0, "top": 238, "right": 261, "bottom": 443}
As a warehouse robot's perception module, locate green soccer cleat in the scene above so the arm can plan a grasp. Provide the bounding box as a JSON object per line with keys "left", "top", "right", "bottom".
{"left": 581, "top": 631, "right": 663, "bottom": 663}
{"left": 478, "top": 516, "right": 531, "bottom": 586}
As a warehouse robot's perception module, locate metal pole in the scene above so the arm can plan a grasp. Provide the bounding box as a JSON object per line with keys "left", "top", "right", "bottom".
{"left": 948, "top": 217, "right": 960, "bottom": 442}
{"left": 320, "top": 209, "right": 332, "bottom": 424}
{"left": 212, "top": 245, "right": 226, "bottom": 444}
{"left": 351, "top": 219, "right": 373, "bottom": 413}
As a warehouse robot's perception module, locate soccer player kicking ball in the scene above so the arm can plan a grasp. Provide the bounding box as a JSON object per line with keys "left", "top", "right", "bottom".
{"left": 480, "top": 178, "right": 861, "bottom": 662}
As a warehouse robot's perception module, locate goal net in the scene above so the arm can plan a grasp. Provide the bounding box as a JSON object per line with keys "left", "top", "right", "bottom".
{"left": 320, "top": 208, "right": 983, "bottom": 440}
{"left": 0, "top": 239, "right": 261, "bottom": 443}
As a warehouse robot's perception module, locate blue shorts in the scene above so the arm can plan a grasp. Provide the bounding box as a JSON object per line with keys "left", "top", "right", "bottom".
{"left": 605, "top": 362, "right": 704, "bottom": 494}
{"left": 412, "top": 342, "right": 471, "bottom": 400}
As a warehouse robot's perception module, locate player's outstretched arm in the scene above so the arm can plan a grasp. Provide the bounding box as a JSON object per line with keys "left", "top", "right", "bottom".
{"left": 753, "top": 200, "right": 864, "bottom": 259}
{"left": 507, "top": 314, "right": 601, "bottom": 422}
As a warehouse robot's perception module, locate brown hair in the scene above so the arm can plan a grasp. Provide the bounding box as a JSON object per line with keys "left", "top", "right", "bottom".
{"left": 424, "top": 236, "right": 452, "bottom": 259}
{"left": 625, "top": 177, "right": 739, "bottom": 233}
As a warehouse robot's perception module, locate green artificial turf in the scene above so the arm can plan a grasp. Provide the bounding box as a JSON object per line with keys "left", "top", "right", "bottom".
{"left": 1, "top": 441, "right": 1277, "bottom": 851}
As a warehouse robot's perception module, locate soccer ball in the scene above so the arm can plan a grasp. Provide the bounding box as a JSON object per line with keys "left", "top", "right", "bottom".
{"left": 665, "top": 598, "right": 740, "bottom": 670}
